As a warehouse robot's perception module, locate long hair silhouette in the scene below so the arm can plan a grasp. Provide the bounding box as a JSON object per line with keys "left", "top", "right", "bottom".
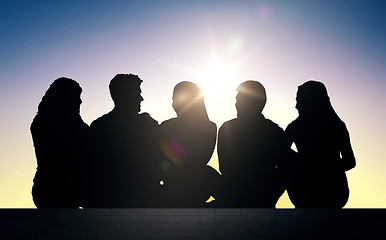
{"left": 160, "top": 81, "right": 219, "bottom": 207}
{"left": 37, "top": 77, "right": 82, "bottom": 116}
{"left": 295, "top": 80, "right": 341, "bottom": 122}
{"left": 286, "top": 80, "right": 356, "bottom": 208}
{"left": 31, "top": 77, "right": 89, "bottom": 208}
{"left": 172, "top": 81, "right": 210, "bottom": 121}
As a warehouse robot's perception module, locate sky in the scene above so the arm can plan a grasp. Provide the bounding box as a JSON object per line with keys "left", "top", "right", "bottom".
{"left": 0, "top": 0, "right": 385, "bottom": 208}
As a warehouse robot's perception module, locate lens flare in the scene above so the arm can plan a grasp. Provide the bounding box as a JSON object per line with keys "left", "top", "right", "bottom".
{"left": 256, "top": 3, "right": 272, "bottom": 19}
{"left": 160, "top": 137, "right": 187, "bottom": 166}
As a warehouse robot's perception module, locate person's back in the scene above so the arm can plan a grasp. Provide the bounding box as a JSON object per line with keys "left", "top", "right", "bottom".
{"left": 217, "top": 81, "right": 287, "bottom": 207}
{"left": 218, "top": 116, "right": 286, "bottom": 207}
{"left": 159, "top": 82, "right": 219, "bottom": 207}
{"left": 86, "top": 74, "right": 163, "bottom": 207}
{"left": 31, "top": 77, "right": 90, "bottom": 208}
{"left": 285, "top": 81, "right": 356, "bottom": 208}
{"left": 90, "top": 111, "right": 160, "bottom": 207}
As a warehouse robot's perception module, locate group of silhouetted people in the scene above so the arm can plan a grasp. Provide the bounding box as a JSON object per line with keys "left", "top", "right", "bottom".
{"left": 31, "top": 74, "right": 356, "bottom": 208}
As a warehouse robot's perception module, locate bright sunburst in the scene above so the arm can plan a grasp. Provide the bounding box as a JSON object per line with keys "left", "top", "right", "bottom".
{"left": 195, "top": 61, "right": 236, "bottom": 98}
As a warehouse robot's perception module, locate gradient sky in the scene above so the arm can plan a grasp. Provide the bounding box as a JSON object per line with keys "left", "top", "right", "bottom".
{"left": 0, "top": 0, "right": 385, "bottom": 208}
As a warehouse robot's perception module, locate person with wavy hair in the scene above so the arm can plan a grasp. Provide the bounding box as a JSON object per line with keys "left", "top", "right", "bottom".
{"left": 285, "top": 80, "right": 356, "bottom": 208}
{"left": 160, "top": 81, "right": 219, "bottom": 207}
{"left": 31, "top": 77, "right": 90, "bottom": 208}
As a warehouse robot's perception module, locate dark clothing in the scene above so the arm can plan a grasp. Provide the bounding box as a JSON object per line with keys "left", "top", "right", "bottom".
{"left": 87, "top": 110, "right": 163, "bottom": 207}
{"left": 285, "top": 118, "right": 351, "bottom": 208}
{"left": 31, "top": 114, "right": 90, "bottom": 208}
{"left": 159, "top": 117, "right": 220, "bottom": 207}
{"left": 217, "top": 114, "right": 287, "bottom": 207}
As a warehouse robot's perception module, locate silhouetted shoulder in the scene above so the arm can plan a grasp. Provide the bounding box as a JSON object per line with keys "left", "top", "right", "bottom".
{"left": 160, "top": 117, "right": 178, "bottom": 126}
{"left": 286, "top": 118, "right": 348, "bottom": 138}
{"left": 219, "top": 118, "right": 238, "bottom": 129}
{"left": 90, "top": 112, "right": 112, "bottom": 129}
{"left": 336, "top": 119, "right": 348, "bottom": 132}
{"left": 218, "top": 118, "right": 243, "bottom": 139}
{"left": 285, "top": 119, "right": 296, "bottom": 130}
{"left": 332, "top": 120, "right": 352, "bottom": 145}
{"left": 264, "top": 118, "right": 284, "bottom": 133}
{"left": 30, "top": 114, "right": 43, "bottom": 132}
{"left": 208, "top": 120, "right": 217, "bottom": 130}
{"left": 139, "top": 112, "right": 159, "bottom": 127}
{"left": 220, "top": 117, "right": 282, "bottom": 133}
{"left": 285, "top": 119, "right": 300, "bottom": 136}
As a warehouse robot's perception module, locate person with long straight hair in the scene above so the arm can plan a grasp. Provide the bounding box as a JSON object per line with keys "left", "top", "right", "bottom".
{"left": 159, "top": 81, "right": 219, "bottom": 207}
{"left": 31, "top": 77, "right": 89, "bottom": 208}
{"left": 285, "top": 80, "right": 356, "bottom": 208}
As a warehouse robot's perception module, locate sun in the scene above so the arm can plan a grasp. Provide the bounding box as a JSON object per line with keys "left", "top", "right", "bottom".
{"left": 160, "top": 32, "right": 258, "bottom": 119}
{"left": 195, "top": 61, "right": 236, "bottom": 98}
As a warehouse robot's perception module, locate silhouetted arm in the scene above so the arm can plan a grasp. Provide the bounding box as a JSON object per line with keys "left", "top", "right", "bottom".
{"left": 282, "top": 122, "right": 300, "bottom": 189}
{"left": 339, "top": 123, "right": 356, "bottom": 171}
{"left": 30, "top": 116, "right": 66, "bottom": 170}
{"left": 284, "top": 122, "right": 296, "bottom": 149}
{"left": 217, "top": 124, "right": 231, "bottom": 175}
{"left": 190, "top": 121, "right": 217, "bottom": 165}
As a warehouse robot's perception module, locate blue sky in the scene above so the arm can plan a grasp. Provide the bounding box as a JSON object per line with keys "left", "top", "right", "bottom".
{"left": 1, "top": 1, "right": 385, "bottom": 72}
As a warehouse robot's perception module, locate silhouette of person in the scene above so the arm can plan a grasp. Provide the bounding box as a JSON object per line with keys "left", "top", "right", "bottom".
{"left": 217, "top": 81, "right": 287, "bottom": 207}
{"left": 87, "top": 74, "right": 163, "bottom": 207}
{"left": 31, "top": 77, "right": 90, "bottom": 208}
{"left": 159, "top": 81, "right": 220, "bottom": 207}
{"left": 285, "top": 80, "right": 356, "bottom": 208}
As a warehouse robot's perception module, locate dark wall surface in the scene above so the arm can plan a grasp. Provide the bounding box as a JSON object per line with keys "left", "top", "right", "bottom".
{"left": 1, "top": 209, "right": 385, "bottom": 239}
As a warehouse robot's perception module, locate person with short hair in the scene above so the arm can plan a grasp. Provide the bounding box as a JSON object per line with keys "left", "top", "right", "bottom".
{"left": 217, "top": 80, "right": 288, "bottom": 207}
{"left": 87, "top": 74, "right": 163, "bottom": 207}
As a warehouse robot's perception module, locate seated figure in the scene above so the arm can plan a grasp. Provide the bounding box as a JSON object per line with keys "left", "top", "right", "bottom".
{"left": 31, "top": 77, "right": 90, "bottom": 208}
{"left": 285, "top": 80, "right": 356, "bottom": 208}
{"left": 160, "top": 81, "right": 219, "bottom": 207}
{"left": 87, "top": 74, "right": 163, "bottom": 207}
{"left": 217, "top": 80, "right": 288, "bottom": 207}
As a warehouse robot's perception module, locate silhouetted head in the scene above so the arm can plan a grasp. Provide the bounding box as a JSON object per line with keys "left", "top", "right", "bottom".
{"left": 235, "top": 80, "right": 267, "bottom": 118}
{"left": 37, "top": 77, "right": 82, "bottom": 116}
{"left": 109, "top": 74, "right": 144, "bottom": 113}
{"left": 172, "top": 81, "right": 209, "bottom": 120}
{"left": 296, "top": 80, "right": 339, "bottom": 120}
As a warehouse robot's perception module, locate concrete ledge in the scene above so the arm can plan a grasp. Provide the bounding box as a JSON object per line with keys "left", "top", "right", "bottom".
{"left": 1, "top": 209, "right": 385, "bottom": 239}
